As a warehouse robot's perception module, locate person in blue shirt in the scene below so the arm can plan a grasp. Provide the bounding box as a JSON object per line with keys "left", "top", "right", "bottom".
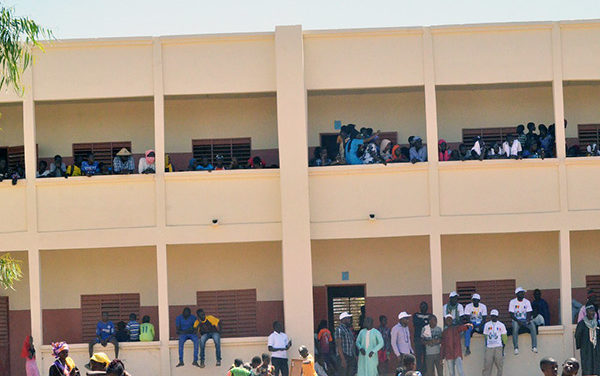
{"left": 87, "top": 311, "right": 119, "bottom": 368}
{"left": 81, "top": 152, "right": 100, "bottom": 176}
{"left": 126, "top": 313, "right": 140, "bottom": 342}
{"left": 195, "top": 157, "right": 214, "bottom": 171}
{"left": 176, "top": 307, "right": 200, "bottom": 367}
{"left": 532, "top": 289, "right": 551, "bottom": 325}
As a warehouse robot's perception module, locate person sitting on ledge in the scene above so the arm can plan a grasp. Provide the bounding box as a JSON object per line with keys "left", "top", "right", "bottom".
{"left": 82, "top": 153, "right": 101, "bottom": 176}
{"left": 195, "top": 156, "right": 214, "bottom": 171}
{"left": 112, "top": 148, "right": 135, "bottom": 174}
{"left": 88, "top": 312, "right": 119, "bottom": 368}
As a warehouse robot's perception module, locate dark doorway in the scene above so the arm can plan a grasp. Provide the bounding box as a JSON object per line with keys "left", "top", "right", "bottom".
{"left": 320, "top": 133, "right": 339, "bottom": 160}
{"left": 0, "top": 296, "right": 9, "bottom": 376}
{"left": 0, "top": 148, "right": 7, "bottom": 163}
{"left": 327, "top": 285, "right": 365, "bottom": 332}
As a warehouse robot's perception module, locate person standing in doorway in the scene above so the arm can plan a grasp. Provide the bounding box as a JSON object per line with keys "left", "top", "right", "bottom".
{"left": 335, "top": 312, "right": 357, "bottom": 376}
{"left": 482, "top": 310, "right": 507, "bottom": 376}
{"left": 268, "top": 321, "right": 292, "bottom": 376}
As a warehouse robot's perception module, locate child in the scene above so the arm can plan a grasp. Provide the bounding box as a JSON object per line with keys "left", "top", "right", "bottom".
{"left": 316, "top": 320, "right": 334, "bottom": 370}
{"left": 421, "top": 315, "right": 442, "bottom": 376}
{"left": 396, "top": 353, "right": 416, "bottom": 376}
{"left": 540, "top": 357, "right": 558, "bottom": 376}
{"left": 314, "top": 355, "right": 329, "bottom": 376}
{"left": 139, "top": 315, "right": 155, "bottom": 342}
{"left": 440, "top": 314, "right": 471, "bottom": 376}
{"left": 470, "top": 136, "right": 486, "bottom": 161}
{"left": 126, "top": 313, "right": 140, "bottom": 342}
{"left": 115, "top": 321, "right": 129, "bottom": 342}
{"left": 256, "top": 353, "right": 275, "bottom": 376}
{"left": 299, "top": 345, "right": 317, "bottom": 376}
{"left": 250, "top": 356, "right": 262, "bottom": 375}
{"left": 227, "top": 359, "right": 251, "bottom": 376}
{"left": 502, "top": 134, "right": 523, "bottom": 159}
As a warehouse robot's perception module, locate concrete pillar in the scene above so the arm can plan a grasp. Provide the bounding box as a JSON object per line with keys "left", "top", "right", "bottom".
{"left": 551, "top": 23, "right": 567, "bottom": 161}
{"left": 274, "top": 25, "right": 315, "bottom": 351}
{"left": 423, "top": 28, "right": 440, "bottom": 175}
{"left": 429, "top": 232, "right": 443, "bottom": 321}
{"left": 156, "top": 242, "right": 171, "bottom": 375}
{"left": 559, "top": 230, "right": 574, "bottom": 357}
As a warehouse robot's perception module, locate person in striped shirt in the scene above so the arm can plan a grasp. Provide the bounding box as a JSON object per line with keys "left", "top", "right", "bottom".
{"left": 126, "top": 313, "right": 140, "bottom": 342}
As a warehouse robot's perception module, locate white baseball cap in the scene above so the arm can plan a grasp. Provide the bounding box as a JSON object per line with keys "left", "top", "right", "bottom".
{"left": 472, "top": 293, "right": 481, "bottom": 300}
{"left": 490, "top": 309, "right": 499, "bottom": 316}
{"left": 449, "top": 291, "right": 459, "bottom": 298}
{"left": 398, "top": 311, "right": 411, "bottom": 320}
{"left": 339, "top": 312, "right": 352, "bottom": 320}
{"left": 515, "top": 287, "right": 526, "bottom": 294}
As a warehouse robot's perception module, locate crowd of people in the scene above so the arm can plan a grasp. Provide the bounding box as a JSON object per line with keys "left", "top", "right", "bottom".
{"left": 187, "top": 155, "right": 276, "bottom": 171}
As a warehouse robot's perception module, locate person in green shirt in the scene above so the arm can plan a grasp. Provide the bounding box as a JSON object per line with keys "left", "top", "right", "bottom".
{"left": 139, "top": 315, "right": 155, "bottom": 342}
{"left": 227, "top": 359, "right": 251, "bottom": 376}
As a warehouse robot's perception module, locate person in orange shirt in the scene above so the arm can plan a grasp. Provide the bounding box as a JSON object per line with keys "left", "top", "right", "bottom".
{"left": 316, "top": 320, "right": 334, "bottom": 370}
{"left": 299, "top": 345, "right": 317, "bottom": 376}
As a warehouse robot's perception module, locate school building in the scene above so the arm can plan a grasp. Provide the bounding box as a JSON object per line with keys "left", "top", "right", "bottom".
{"left": 0, "top": 19, "right": 600, "bottom": 376}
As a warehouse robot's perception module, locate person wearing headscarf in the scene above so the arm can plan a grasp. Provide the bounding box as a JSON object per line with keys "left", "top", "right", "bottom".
{"left": 575, "top": 305, "right": 600, "bottom": 376}
{"left": 105, "top": 359, "right": 131, "bottom": 376}
{"left": 86, "top": 352, "right": 111, "bottom": 375}
{"left": 138, "top": 150, "right": 156, "bottom": 174}
{"left": 21, "top": 336, "right": 40, "bottom": 376}
{"left": 49, "top": 341, "right": 79, "bottom": 376}
{"left": 438, "top": 139, "right": 451, "bottom": 162}
{"left": 379, "top": 139, "right": 393, "bottom": 161}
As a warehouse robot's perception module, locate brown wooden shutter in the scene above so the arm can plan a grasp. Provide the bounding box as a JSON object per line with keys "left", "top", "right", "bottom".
{"left": 192, "top": 138, "right": 251, "bottom": 165}
{"left": 378, "top": 132, "right": 398, "bottom": 144}
{"left": 456, "top": 279, "right": 516, "bottom": 327}
{"left": 6, "top": 146, "right": 25, "bottom": 170}
{"left": 578, "top": 124, "right": 600, "bottom": 147}
{"left": 196, "top": 289, "right": 257, "bottom": 338}
{"left": 81, "top": 293, "right": 140, "bottom": 341}
{"left": 462, "top": 127, "right": 516, "bottom": 148}
{"left": 0, "top": 296, "right": 9, "bottom": 376}
{"left": 586, "top": 275, "right": 600, "bottom": 294}
{"left": 73, "top": 142, "right": 132, "bottom": 168}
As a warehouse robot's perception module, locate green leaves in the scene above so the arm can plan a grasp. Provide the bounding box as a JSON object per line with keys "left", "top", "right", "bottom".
{"left": 0, "top": 5, "right": 52, "bottom": 94}
{"left": 0, "top": 253, "right": 22, "bottom": 290}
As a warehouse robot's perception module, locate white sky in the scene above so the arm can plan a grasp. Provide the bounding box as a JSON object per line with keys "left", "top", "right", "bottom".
{"left": 6, "top": 0, "right": 600, "bottom": 39}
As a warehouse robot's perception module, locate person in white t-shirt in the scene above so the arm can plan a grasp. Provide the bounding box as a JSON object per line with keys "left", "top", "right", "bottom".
{"left": 464, "top": 293, "right": 488, "bottom": 355}
{"left": 268, "top": 321, "right": 292, "bottom": 376}
{"left": 442, "top": 291, "right": 464, "bottom": 326}
{"left": 470, "top": 137, "right": 486, "bottom": 161}
{"left": 502, "top": 134, "right": 523, "bottom": 159}
{"left": 508, "top": 287, "right": 537, "bottom": 355}
{"left": 482, "top": 310, "right": 507, "bottom": 376}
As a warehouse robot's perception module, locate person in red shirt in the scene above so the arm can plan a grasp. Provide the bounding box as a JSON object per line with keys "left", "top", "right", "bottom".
{"left": 440, "top": 315, "right": 471, "bottom": 376}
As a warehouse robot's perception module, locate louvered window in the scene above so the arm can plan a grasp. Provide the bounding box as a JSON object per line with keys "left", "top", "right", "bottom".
{"left": 456, "top": 279, "right": 516, "bottom": 327}
{"left": 578, "top": 124, "right": 600, "bottom": 147}
{"left": 72, "top": 142, "right": 132, "bottom": 168}
{"left": 586, "top": 275, "right": 600, "bottom": 294}
{"left": 196, "top": 289, "right": 257, "bottom": 338}
{"left": 331, "top": 297, "right": 365, "bottom": 332}
{"left": 192, "top": 138, "right": 251, "bottom": 166}
{"left": 462, "top": 127, "right": 516, "bottom": 148}
{"left": 81, "top": 294, "right": 140, "bottom": 342}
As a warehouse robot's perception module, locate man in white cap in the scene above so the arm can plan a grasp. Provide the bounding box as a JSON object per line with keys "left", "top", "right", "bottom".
{"left": 335, "top": 312, "right": 357, "bottom": 376}
{"left": 482, "top": 309, "right": 507, "bottom": 376}
{"left": 509, "top": 286, "right": 537, "bottom": 354}
{"left": 113, "top": 148, "right": 135, "bottom": 174}
{"left": 391, "top": 312, "right": 414, "bottom": 368}
{"left": 464, "top": 293, "right": 487, "bottom": 355}
{"left": 443, "top": 292, "right": 464, "bottom": 327}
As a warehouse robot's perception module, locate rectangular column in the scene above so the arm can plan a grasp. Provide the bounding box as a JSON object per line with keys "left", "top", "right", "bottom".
{"left": 274, "top": 25, "right": 315, "bottom": 351}
{"left": 429, "top": 232, "right": 443, "bottom": 321}
{"left": 156, "top": 242, "right": 171, "bottom": 375}
{"left": 552, "top": 23, "right": 567, "bottom": 161}
{"left": 28, "top": 247, "right": 43, "bottom": 371}
{"left": 559, "top": 230, "right": 574, "bottom": 357}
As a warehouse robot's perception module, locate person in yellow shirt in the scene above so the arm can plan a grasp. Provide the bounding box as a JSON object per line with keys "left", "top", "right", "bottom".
{"left": 139, "top": 315, "right": 155, "bottom": 342}
{"left": 299, "top": 345, "right": 317, "bottom": 376}
{"left": 194, "top": 309, "right": 222, "bottom": 367}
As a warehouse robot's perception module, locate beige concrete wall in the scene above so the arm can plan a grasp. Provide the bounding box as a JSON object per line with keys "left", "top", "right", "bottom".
{"left": 439, "top": 162, "right": 560, "bottom": 216}
{"left": 311, "top": 236, "right": 431, "bottom": 296}
{"left": 164, "top": 94, "right": 278, "bottom": 152}
{"left": 561, "top": 24, "right": 600, "bottom": 81}
{"left": 0, "top": 251, "right": 30, "bottom": 310}
{"left": 309, "top": 165, "right": 429, "bottom": 222}
{"left": 36, "top": 175, "right": 156, "bottom": 232}
{"left": 33, "top": 43, "right": 154, "bottom": 100}
{"left": 0, "top": 183, "right": 27, "bottom": 233}
{"left": 0, "top": 103, "right": 23, "bottom": 146}
{"left": 570, "top": 230, "right": 600, "bottom": 288}
{"left": 437, "top": 84, "right": 555, "bottom": 142}
{"left": 433, "top": 28, "right": 553, "bottom": 85}
{"left": 442, "top": 232, "right": 560, "bottom": 291}
{"left": 162, "top": 37, "right": 276, "bottom": 95}
{"left": 567, "top": 161, "right": 600, "bottom": 211}
{"left": 35, "top": 98, "right": 154, "bottom": 158}
{"left": 166, "top": 242, "right": 283, "bottom": 305}
{"left": 307, "top": 88, "right": 426, "bottom": 147}
{"left": 304, "top": 31, "right": 424, "bottom": 90}
{"left": 40, "top": 247, "right": 158, "bottom": 309}
{"left": 563, "top": 82, "right": 600, "bottom": 139}
{"left": 165, "top": 171, "right": 281, "bottom": 226}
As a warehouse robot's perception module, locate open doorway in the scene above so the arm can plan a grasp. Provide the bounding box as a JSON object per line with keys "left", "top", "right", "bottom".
{"left": 327, "top": 285, "right": 365, "bottom": 331}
